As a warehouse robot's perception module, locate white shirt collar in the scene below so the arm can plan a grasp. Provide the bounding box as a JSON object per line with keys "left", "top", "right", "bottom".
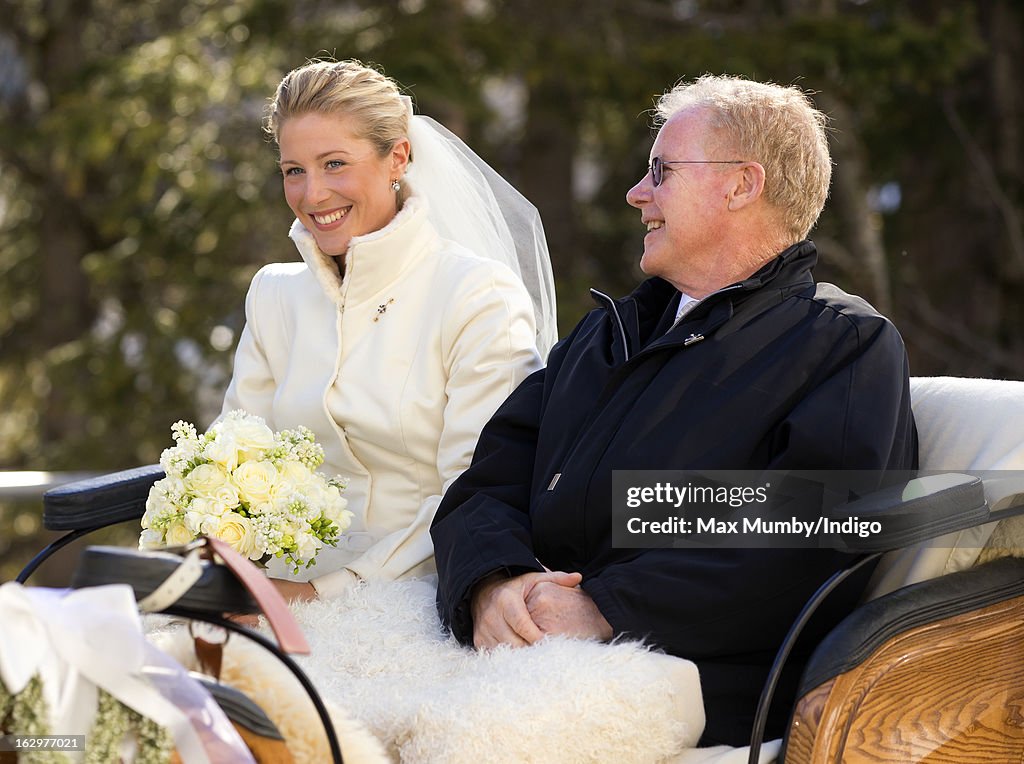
{"left": 674, "top": 292, "right": 700, "bottom": 323}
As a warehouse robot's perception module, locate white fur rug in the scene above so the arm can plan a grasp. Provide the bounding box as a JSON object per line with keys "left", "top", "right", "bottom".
{"left": 154, "top": 579, "right": 707, "bottom": 763}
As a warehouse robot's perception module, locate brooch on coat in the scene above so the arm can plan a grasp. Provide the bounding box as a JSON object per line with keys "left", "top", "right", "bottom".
{"left": 373, "top": 298, "right": 395, "bottom": 322}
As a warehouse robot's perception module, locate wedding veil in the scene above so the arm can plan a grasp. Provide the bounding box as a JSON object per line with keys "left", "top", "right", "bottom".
{"left": 402, "top": 107, "right": 558, "bottom": 357}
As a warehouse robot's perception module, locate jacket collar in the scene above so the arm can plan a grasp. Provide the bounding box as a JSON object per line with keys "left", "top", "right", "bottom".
{"left": 593, "top": 240, "right": 819, "bottom": 352}
{"left": 288, "top": 191, "right": 439, "bottom": 309}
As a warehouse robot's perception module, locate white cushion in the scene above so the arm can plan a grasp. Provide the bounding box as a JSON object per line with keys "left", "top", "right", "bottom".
{"left": 866, "top": 376, "right": 1024, "bottom": 599}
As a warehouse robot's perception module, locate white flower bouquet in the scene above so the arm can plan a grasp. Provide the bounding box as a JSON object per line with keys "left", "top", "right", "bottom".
{"left": 139, "top": 410, "right": 353, "bottom": 572}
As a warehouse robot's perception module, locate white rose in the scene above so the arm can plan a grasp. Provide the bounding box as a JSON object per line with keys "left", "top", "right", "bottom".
{"left": 196, "top": 514, "right": 224, "bottom": 535}
{"left": 271, "top": 462, "right": 312, "bottom": 507}
{"left": 183, "top": 509, "right": 204, "bottom": 535}
{"left": 232, "top": 419, "right": 277, "bottom": 463}
{"left": 185, "top": 463, "right": 229, "bottom": 498}
{"left": 291, "top": 475, "right": 323, "bottom": 511}
{"left": 187, "top": 496, "right": 218, "bottom": 518}
{"left": 139, "top": 529, "right": 164, "bottom": 549}
{"left": 248, "top": 501, "right": 274, "bottom": 517}
{"left": 232, "top": 460, "right": 278, "bottom": 505}
{"left": 209, "top": 483, "right": 241, "bottom": 513}
{"left": 293, "top": 530, "right": 321, "bottom": 562}
{"left": 324, "top": 492, "right": 352, "bottom": 531}
{"left": 165, "top": 521, "right": 195, "bottom": 547}
{"left": 203, "top": 432, "right": 240, "bottom": 472}
{"left": 278, "top": 461, "right": 314, "bottom": 488}
{"left": 215, "top": 512, "right": 256, "bottom": 557}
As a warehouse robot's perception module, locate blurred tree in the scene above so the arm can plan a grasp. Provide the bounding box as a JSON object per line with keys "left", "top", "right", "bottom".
{"left": 0, "top": 0, "right": 1020, "bottom": 490}
{"left": 0, "top": 0, "right": 294, "bottom": 469}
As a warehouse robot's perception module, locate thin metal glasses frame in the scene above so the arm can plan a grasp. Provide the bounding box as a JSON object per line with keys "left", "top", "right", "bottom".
{"left": 650, "top": 156, "right": 745, "bottom": 186}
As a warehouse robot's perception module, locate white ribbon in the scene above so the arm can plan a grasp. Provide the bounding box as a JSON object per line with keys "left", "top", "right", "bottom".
{"left": 0, "top": 582, "right": 210, "bottom": 763}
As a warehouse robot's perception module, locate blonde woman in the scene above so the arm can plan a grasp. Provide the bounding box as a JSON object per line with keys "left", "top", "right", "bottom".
{"left": 222, "top": 59, "right": 556, "bottom": 600}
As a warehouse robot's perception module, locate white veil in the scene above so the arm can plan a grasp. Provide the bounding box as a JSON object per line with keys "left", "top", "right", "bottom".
{"left": 402, "top": 106, "right": 558, "bottom": 357}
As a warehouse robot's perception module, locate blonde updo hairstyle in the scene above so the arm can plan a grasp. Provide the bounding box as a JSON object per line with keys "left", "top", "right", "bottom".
{"left": 265, "top": 59, "right": 412, "bottom": 200}
{"left": 656, "top": 75, "right": 832, "bottom": 242}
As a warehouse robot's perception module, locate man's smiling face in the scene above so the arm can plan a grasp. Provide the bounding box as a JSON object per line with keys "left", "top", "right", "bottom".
{"left": 626, "top": 107, "right": 740, "bottom": 296}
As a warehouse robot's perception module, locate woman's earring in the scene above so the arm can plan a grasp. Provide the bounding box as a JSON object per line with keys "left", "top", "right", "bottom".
{"left": 391, "top": 179, "right": 401, "bottom": 192}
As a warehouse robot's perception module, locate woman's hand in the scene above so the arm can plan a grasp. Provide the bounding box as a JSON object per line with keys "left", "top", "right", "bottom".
{"left": 270, "top": 578, "right": 318, "bottom": 603}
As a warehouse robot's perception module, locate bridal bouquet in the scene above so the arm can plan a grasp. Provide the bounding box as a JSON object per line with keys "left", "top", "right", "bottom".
{"left": 139, "top": 410, "right": 353, "bottom": 572}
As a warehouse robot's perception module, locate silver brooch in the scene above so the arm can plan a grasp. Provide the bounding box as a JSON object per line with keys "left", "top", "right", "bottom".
{"left": 373, "top": 298, "right": 395, "bottom": 322}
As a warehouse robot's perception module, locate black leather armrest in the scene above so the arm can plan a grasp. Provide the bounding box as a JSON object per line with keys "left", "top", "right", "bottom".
{"left": 826, "top": 472, "right": 989, "bottom": 553}
{"left": 71, "top": 545, "right": 258, "bottom": 614}
{"left": 43, "top": 464, "right": 165, "bottom": 531}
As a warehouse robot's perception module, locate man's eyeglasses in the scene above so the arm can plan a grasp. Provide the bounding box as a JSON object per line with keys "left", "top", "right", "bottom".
{"left": 649, "top": 156, "right": 745, "bottom": 187}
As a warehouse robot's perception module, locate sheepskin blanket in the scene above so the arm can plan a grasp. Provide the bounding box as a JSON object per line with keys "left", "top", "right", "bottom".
{"left": 154, "top": 579, "right": 724, "bottom": 764}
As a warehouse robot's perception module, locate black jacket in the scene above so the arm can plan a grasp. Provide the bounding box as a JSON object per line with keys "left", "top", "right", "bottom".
{"left": 431, "top": 241, "right": 918, "bottom": 745}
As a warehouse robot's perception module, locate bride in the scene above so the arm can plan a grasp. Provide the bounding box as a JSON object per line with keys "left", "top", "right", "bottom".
{"left": 221, "top": 59, "right": 557, "bottom": 601}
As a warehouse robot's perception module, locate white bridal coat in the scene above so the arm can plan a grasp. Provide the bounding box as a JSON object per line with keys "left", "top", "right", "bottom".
{"left": 221, "top": 192, "right": 543, "bottom": 597}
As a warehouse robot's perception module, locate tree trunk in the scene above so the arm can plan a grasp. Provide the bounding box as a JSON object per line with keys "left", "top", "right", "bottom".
{"left": 781, "top": 0, "right": 892, "bottom": 313}
{"left": 817, "top": 93, "right": 892, "bottom": 315}
{"left": 990, "top": 0, "right": 1021, "bottom": 181}
{"left": 35, "top": 0, "right": 98, "bottom": 444}
{"left": 520, "top": 73, "right": 579, "bottom": 286}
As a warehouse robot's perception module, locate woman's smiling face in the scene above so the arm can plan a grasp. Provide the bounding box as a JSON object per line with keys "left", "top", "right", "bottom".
{"left": 278, "top": 112, "right": 410, "bottom": 256}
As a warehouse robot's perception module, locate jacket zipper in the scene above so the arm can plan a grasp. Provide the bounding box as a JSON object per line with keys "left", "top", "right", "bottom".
{"left": 548, "top": 290, "right": 638, "bottom": 495}
{"left": 324, "top": 258, "right": 349, "bottom": 441}
{"left": 545, "top": 291, "right": 627, "bottom": 494}
{"left": 554, "top": 284, "right": 739, "bottom": 493}
{"left": 590, "top": 289, "right": 631, "bottom": 362}
{"left": 549, "top": 269, "right": 808, "bottom": 510}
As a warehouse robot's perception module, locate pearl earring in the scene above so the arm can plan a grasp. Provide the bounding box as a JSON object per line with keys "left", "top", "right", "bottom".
{"left": 392, "top": 179, "right": 401, "bottom": 192}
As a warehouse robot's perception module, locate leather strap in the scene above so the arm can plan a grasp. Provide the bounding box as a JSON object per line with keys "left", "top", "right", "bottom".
{"left": 193, "top": 636, "right": 225, "bottom": 681}
{"left": 137, "top": 548, "right": 204, "bottom": 612}
{"left": 202, "top": 537, "right": 311, "bottom": 655}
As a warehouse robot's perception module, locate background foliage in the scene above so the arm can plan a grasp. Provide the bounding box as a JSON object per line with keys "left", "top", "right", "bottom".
{"left": 1, "top": 0, "right": 1022, "bottom": 573}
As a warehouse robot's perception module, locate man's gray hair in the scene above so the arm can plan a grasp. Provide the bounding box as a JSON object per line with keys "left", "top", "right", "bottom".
{"left": 656, "top": 75, "right": 832, "bottom": 241}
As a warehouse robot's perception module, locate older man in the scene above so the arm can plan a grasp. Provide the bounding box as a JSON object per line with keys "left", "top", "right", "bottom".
{"left": 430, "top": 75, "right": 918, "bottom": 745}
